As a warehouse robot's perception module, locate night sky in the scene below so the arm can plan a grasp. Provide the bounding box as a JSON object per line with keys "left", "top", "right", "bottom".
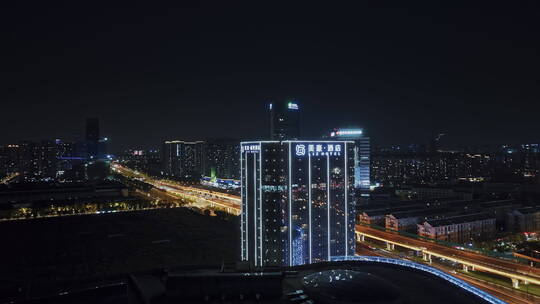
{"left": 1, "top": 1, "right": 539, "bottom": 151}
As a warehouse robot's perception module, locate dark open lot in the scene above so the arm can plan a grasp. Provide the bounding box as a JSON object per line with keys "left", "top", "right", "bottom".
{"left": 0, "top": 208, "right": 239, "bottom": 299}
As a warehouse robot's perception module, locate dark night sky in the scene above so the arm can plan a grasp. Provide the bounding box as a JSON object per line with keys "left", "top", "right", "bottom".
{"left": 1, "top": 1, "right": 539, "bottom": 151}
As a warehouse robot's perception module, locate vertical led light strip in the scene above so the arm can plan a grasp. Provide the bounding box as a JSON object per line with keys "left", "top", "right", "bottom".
{"left": 245, "top": 152, "right": 249, "bottom": 261}
{"left": 327, "top": 153, "right": 331, "bottom": 260}
{"left": 344, "top": 142, "right": 348, "bottom": 257}
{"left": 240, "top": 146, "right": 244, "bottom": 260}
{"left": 288, "top": 141, "right": 293, "bottom": 266}
{"left": 258, "top": 144, "right": 263, "bottom": 267}
{"left": 308, "top": 153, "right": 312, "bottom": 264}
{"left": 253, "top": 154, "right": 257, "bottom": 266}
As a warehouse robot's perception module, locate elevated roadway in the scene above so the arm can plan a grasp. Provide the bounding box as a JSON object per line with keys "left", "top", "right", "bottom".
{"left": 356, "top": 225, "right": 540, "bottom": 288}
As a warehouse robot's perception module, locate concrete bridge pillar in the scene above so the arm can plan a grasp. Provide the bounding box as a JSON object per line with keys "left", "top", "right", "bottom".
{"left": 358, "top": 234, "right": 365, "bottom": 242}
{"left": 462, "top": 265, "right": 469, "bottom": 272}
{"left": 523, "top": 280, "right": 530, "bottom": 285}
{"left": 511, "top": 278, "right": 519, "bottom": 289}
{"left": 386, "top": 242, "right": 395, "bottom": 251}
{"left": 422, "top": 253, "right": 432, "bottom": 264}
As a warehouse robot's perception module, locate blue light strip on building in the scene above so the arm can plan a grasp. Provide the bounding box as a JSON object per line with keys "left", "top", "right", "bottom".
{"left": 244, "top": 154, "right": 249, "bottom": 261}
{"left": 327, "top": 154, "right": 331, "bottom": 260}
{"left": 288, "top": 141, "right": 293, "bottom": 266}
{"left": 253, "top": 155, "right": 257, "bottom": 266}
{"left": 331, "top": 256, "right": 507, "bottom": 304}
{"left": 344, "top": 143, "right": 348, "bottom": 257}
{"left": 308, "top": 153, "right": 312, "bottom": 264}
{"left": 240, "top": 150, "right": 244, "bottom": 260}
{"left": 259, "top": 146, "right": 263, "bottom": 266}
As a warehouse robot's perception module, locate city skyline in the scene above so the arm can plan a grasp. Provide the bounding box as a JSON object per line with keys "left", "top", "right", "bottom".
{"left": 2, "top": 2, "right": 540, "bottom": 150}
{"left": 1, "top": 113, "right": 539, "bottom": 153}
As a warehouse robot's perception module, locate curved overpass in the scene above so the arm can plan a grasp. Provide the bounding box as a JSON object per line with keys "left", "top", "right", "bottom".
{"left": 331, "top": 256, "right": 507, "bottom": 304}
{"left": 356, "top": 225, "right": 540, "bottom": 288}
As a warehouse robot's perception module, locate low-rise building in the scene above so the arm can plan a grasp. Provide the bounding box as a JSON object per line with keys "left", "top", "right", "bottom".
{"left": 358, "top": 204, "right": 426, "bottom": 227}
{"left": 385, "top": 208, "right": 453, "bottom": 232}
{"left": 417, "top": 213, "right": 496, "bottom": 244}
{"left": 507, "top": 207, "right": 540, "bottom": 232}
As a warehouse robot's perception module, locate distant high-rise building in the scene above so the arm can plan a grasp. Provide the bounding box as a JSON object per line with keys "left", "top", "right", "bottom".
{"left": 329, "top": 128, "right": 370, "bottom": 191}
{"left": 162, "top": 141, "right": 205, "bottom": 180}
{"left": 86, "top": 118, "right": 100, "bottom": 142}
{"left": 204, "top": 139, "right": 240, "bottom": 179}
{"left": 428, "top": 133, "right": 445, "bottom": 153}
{"left": 240, "top": 140, "right": 355, "bottom": 267}
{"left": 37, "top": 140, "right": 58, "bottom": 179}
{"left": 18, "top": 141, "right": 39, "bottom": 179}
{"left": 86, "top": 118, "right": 100, "bottom": 159}
{"left": 269, "top": 100, "right": 300, "bottom": 140}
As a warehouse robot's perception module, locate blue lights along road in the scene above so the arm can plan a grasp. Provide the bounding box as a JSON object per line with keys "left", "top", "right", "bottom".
{"left": 331, "top": 256, "right": 507, "bottom": 304}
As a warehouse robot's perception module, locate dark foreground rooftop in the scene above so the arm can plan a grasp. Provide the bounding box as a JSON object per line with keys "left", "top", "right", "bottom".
{"left": 0, "top": 208, "right": 239, "bottom": 302}
{"left": 10, "top": 259, "right": 504, "bottom": 304}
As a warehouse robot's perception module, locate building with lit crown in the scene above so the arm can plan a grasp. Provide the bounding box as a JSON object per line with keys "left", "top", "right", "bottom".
{"left": 269, "top": 100, "right": 300, "bottom": 140}
{"left": 329, "top": 128, "right": 370, "bottom": 191}
{"left": 240, "top": 140, "right": 355, "bottom": 267}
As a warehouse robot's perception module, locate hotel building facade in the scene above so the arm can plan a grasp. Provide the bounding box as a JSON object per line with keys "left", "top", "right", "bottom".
{"left": 240, "top": 140, "right": 355, "bottom": 267}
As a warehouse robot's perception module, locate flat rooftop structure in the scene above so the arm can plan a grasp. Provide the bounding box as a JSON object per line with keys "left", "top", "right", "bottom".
{"left": 424, "top": 213, "right": 495, "bottom": 227}
{"left": 360, "top": 204, "right": 428, "bottom": 217}
{"left": 514, "top": 206, "right": 540, "bottom": 214}
{"left": 478, "top": 199, "right": 516, "bottom": 208}
{"left": 388, "top": 207, "right": 454, "bottom": 219}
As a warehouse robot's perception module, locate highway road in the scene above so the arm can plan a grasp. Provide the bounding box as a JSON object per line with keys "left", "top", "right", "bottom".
{"left": 113, "top": 164, "right": 241, "bottom": 215}
{"left": 356, "top": 225, "right": 540, "bottom": 280}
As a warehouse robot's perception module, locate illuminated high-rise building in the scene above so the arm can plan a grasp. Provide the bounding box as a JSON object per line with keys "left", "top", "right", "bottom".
{"left": 269, "top": 100, "right": 300, "bottom": 140}
{"left": 240, "top": 140, "right": 355, "bottom": 267}
{"left": 204, "top": 138, "right": 240, "bottom": 179}
{"left": 162, "top": 141, "right": 205, "bottom": 180}
{"left": 330, "top": 128, "right": 370, "bottom": 191}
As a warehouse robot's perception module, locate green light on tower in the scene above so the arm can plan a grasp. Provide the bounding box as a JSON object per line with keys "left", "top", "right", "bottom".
{"left": 287, "top": 101, "right": 299, "bottom": 110}
{"left": 210, "top": 167, "right": 217, "bottom": 182}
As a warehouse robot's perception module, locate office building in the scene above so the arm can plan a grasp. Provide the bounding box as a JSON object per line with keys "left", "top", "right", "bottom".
{"left": 240, "top": 140, "right": 355, "bottom": 267}
{"left": 204, "top": 138, "right": 240, "bottom": 179}
{"left": 162, "top": 141, "right": 205, "bottom": 180}
{"left": 329, "top": 128, "right": 370, "bottom": 190}
{"left": 269, "top": 100, "right": 300, "bottom": 140}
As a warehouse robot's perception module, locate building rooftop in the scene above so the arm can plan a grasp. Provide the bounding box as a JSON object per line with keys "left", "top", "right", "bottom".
{"left": 424, "top": 213, "right": 494, "bottom": 227}
{"left": 388, "top": 207, "right": 453, "bottom": 219}
{"left": 514, "top": 206, "right": 540, "bottom": 215}
{"left": 11, "top": 260, "right": 502, "bottom": 304}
